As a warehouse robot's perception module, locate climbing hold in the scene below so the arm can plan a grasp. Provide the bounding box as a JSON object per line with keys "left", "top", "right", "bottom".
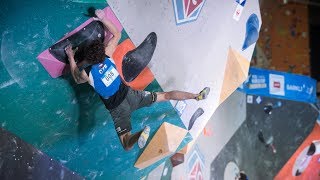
{"left": 49, "top": 21, "right": 105, "bottom": 64}
{"left": 170, "top": 153, "right": 184, "bottom": 167}
{"left": 242, "top": 14, "right": 259, "bottom": 51}
{"left": 122, "top": 32, "right": 157, "bottom": 82}
{"left": 188, "top": 108, "right": 204, "bottom": 131}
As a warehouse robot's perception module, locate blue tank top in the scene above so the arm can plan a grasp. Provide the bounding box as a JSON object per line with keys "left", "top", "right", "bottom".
{"left": 88, "top": 57, "right": 121, "bottom": 99}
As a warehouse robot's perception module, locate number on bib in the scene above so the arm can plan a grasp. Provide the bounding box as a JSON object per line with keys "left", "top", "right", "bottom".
{"left": 101, "top": 66, "right": 119, "bottom": 87}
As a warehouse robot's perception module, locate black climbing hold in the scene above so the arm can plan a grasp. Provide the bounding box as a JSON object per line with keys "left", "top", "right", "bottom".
{"left": 49, "top": 21, "right": 105, "bottom": 64}
{"left": 295, "top": 170, "right": 302, "bottom": 176}
{"left": 122, "top": 32, "right": 157, "bottom": 82}
{"left": 188, "top": 108, "right": 204, "bottom": 131}
{"left": 306, "top": 142, "right": 316, "bottom": 156}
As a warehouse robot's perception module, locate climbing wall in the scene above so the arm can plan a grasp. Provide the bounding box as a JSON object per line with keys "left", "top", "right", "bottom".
{"left": 108, "top": 0, "right": 261, "bottom": 140}
{"left": 256, "top": 0, "right": 310, "bottom": 75}
{"left": 0, "top": 128, "right": 82, "bottom": 180}
{"left": 0, "top": 0, "right": 191, "bottom": 179}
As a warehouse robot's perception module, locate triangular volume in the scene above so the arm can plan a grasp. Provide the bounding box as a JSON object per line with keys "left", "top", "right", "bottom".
{"left": 231, "top": 48, "right": 250, "bottom": 75}
{"left": 219, "top": 47, "right": 249, "bottom": 104}
{"left": 164, "top": 122, "right": 188, "bottom": 152}
{"left": 134, "top": 122, "right": 187, "bottom": 169}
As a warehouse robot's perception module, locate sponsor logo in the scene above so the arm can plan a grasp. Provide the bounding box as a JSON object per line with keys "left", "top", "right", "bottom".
{"left": 172, "top": 0, "right": 206, "bottom": 25}
{"left": 248, "top": 83, "right": 267, "bottom": 89}
{"left": 246, "top": 95, "right": 253, "bottom": 104}
{"left": 236, "top": 0, "right": 246, "bottom": 6}
{"left": 233, "top": 0, "right": 246, "bottom": 21}
{"left": 189, "top": 160, "right": 203, "bottom": 180}
{"left": 269, "top": 74, "right": 285, "bottom": 96}
{"left": 273, "top": 81, "right": 281, "bottom": 88}
{"left": 99, "top": 64, "right": 108, "bottom": 74}
{"left": 286, "top": 84, "right": 303, "bottom": 92}
{"left": 116, "top": 127, "right": 127, "bottom": 134}
{"left": 286, "top": 84, "right": 314, "bottom": 95}
{"left": 256, "top": 96, "right": 262, "bottom": 104}
{"left": 175, "top": 100, "right": 187, "bottom": 116}
{"left": 251, "top": 75, "right": 266, "bottom": 83}
{"left": 306, "top": 86, "right": 313, "bottom": 95}
{"left": 235, "top": 8, "right": 241, "bottom": 16}
{"left": 247, "top": 74, "right": 267, "bottom": 89}
{"left": 187, "top": 146, "right": 204, "bottom": 180}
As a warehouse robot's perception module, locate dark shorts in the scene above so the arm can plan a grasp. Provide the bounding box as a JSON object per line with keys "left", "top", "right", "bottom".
{"left": 109, "top": 88, "right": 157, "bottom": 136}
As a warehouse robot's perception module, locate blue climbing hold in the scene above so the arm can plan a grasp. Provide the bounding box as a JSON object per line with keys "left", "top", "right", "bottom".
{"left": 242, "top": 13, "right": 259, "bottom": 51}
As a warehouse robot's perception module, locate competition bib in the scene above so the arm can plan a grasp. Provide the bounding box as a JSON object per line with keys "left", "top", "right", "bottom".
{"left": 101, "top": 66, "right": 119, "bottom": 87}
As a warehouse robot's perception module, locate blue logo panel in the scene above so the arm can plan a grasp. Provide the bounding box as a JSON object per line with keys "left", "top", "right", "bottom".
{"left": 238, "top": 67, "right": 317, "bottom": 103}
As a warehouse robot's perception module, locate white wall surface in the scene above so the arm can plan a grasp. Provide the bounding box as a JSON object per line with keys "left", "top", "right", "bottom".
{"left": 109, "top": 0, "right": 260, "bottom": 138}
